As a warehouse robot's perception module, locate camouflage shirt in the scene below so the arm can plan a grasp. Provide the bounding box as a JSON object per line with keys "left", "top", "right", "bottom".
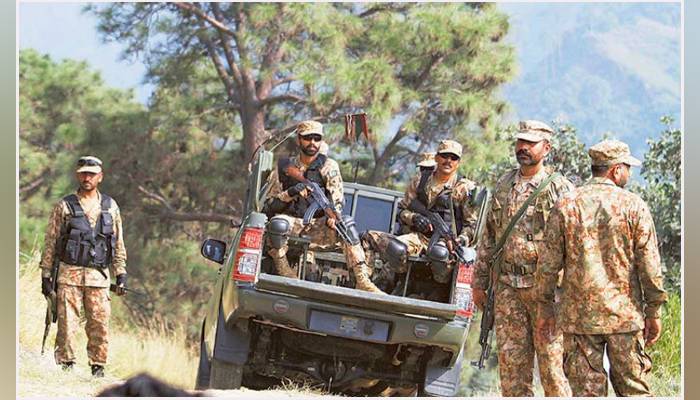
{"left": 397, "top": 172, "right": 478, "bottom": 246}
{"left": 474, "top": 167, "right": 574, "bottom": 289}
{"left": 536, "top": 177, "right": 667, "bottom": 334}
{"left": 266, "top": 155, "right": 345, "bottom": 213}
{"left": 40, "top": 191, "right": 127, "bottom": 287}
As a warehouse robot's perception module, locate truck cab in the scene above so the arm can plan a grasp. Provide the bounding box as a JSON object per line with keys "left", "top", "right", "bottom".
{"left": 194, "top": 147, "right": 484, "bottom": 396}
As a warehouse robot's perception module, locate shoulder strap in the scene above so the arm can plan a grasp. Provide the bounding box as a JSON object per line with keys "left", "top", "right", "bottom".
{"left": 307, "top": 153, "right": 327, "bottom": 172}
{"left": 490, "top": 172, "right": 560, "bottom": 263}
{"left": 63, "top": 194, "right": 84, "bottom": 217}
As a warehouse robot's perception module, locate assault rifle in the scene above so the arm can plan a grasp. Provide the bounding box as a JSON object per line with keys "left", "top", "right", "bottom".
{"left": 41, "top": 262, "right": 59, "bottom": 355}
{"left": 284, "top": 165, "right": 357, "bottom": 246}
{"left": 109, "top": 284, "right": 146, "bottom": 297}
{"left": 408, "top": 198, "right": 471, "bottom": 265}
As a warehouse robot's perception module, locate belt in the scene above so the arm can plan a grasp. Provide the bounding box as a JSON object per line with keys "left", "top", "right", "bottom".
{"left": 501, "top": 261, "right": 536, "bottom": 275}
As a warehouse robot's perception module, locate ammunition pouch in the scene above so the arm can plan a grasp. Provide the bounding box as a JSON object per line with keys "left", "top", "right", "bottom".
{"left": 267, "top": 217, "right": 291, "bottom": 249}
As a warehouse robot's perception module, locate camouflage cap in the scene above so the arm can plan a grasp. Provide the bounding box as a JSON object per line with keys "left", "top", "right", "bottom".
{"left": 416, "top": 152, "right": 437, "bottom": 167}
{"left": 515, "top": 120, "right": 554, "bottom": 142}
{"left": 588, "top": 139, "right": 642, "bottom": 167}
{"left": 76, "top": 155, "right": 103, "bottom": 174}
{"left": 296, "top": 120, "right": 324, "bottom": 137}
{"left": 436, "top": 140, "right": 462, "bottom": 158}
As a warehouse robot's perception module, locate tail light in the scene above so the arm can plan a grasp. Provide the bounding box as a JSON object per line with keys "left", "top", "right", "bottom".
{"left": 232, "top": 227, "right": 264, "bottom": 282}
{"left": 453, "top": 262, "right": 474, "bottom": 320}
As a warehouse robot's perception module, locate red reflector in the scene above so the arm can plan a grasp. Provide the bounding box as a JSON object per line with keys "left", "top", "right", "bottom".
{"left": 239, "top": 227, "right": 264, "bottom": 249}
{"left": 456, "top": 263, "right": 473, "bottom": 285}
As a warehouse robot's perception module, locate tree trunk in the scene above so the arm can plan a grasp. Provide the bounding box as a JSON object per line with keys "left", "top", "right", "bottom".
{"left": 240, "top": 105, "right": 267, "bottom": 163}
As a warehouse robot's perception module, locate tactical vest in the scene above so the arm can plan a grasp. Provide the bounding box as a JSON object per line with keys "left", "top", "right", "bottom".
{"left": 415, "top": 169, "right": 465, "bottom": 234}
{"left": 489, "top": 168, "right": 560, "bottom": 243}
{"left": 278, "top": 154, "right": 330, "bottom": 219}
{"left": 59, "top": 194, "right": 115, "bottom": 270}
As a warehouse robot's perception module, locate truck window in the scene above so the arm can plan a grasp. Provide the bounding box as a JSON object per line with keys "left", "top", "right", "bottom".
{"left": 353, "top": 195, "right": 394, "bottom": 233}
{"left": 343, "top": 193, "right": 354, "bottom": 214}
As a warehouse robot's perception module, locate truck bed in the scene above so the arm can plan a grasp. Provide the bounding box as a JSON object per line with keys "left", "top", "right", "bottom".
{"left": 255, "top": 273, "right": 459, "bottom": 321}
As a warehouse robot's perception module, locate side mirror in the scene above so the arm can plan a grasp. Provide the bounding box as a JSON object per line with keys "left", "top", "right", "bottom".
{"left": 201, "top": 239, "right": 227, "bottom": 264}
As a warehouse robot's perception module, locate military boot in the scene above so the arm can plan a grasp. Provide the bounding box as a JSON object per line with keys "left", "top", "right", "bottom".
{"left": 353, "top": 263, "right": 384, "bottom": 294}
{"left": 272, "top": 254, "right": 297, "bottom": 278}
{"left": 60, "top": 361, "right": 75, "bottom": 371}
{"left": 91, "top": 364, "right": 105, "bottom": 378}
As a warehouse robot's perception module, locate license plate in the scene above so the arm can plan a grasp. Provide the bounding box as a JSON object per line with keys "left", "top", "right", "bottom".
{"left": 309, "top": 310, "right": 390, "bottom": 342}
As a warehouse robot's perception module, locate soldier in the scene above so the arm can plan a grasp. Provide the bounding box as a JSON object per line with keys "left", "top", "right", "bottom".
{"left": 39, "top": 156, "right": 128, "bottom": 377}
{"left": 262, "top": 120, "right": 381, "bottom": 293}
{"left": 416, "top": 152, "right": 436, "bottom": 172}
{"left": 362, "top": 140, "right": 478, "bottom": 295}
{"left": 472, "top": 120, "right": 573, "bottom": 397}
{"left": 535, "top": 139, "right": 667, "bottom": 397}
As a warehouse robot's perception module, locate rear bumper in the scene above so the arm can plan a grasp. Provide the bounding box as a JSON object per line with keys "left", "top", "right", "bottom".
{"left": 225, "top": 275, "right": 469, "bottom": 361}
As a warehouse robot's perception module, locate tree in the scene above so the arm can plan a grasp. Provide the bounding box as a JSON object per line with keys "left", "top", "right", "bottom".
{"left": 89, "top": 3, "right": 515, "bottom": 185}
{"left": 637, "top": 117, "right": 681, "bottom": 292}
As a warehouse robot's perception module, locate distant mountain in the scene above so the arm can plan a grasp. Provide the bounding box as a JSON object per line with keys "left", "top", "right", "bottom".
{"left": 498, "top": 3, "right": 681, "bottom": 157}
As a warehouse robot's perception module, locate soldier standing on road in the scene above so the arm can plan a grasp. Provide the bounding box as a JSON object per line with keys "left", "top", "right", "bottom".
{"left": 362, "top": 140, "right": 479, "bottom": 295}
{"left": 535, "top": 139, "right": 667, "bottom": 397}
{"left": 262, "top": 120, "right": 381, "bottom": 293}
{"left": 39, "top": 156, "right": 128, "bottom": 378}
{"left": 472, "top": 120, "right": 573, "bottom": 397}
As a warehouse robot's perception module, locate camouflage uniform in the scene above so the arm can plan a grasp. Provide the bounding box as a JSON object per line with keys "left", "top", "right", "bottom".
{"left": 40, "top": 191, "right": 127, "bottom": 367}
{"left": 364, "top": 141, "right": 478, "bottom": 286}
{"left": 474, "top": 121, "right": 574, "bottom": 397}
{"left": 536, "top": 140, "right": 667, "bottom": 397}
{"left": 264, "top": 121, "right": 377, "bottom": 292}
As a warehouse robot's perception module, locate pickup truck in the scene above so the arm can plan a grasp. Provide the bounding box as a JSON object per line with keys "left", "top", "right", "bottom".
{"left": 194, "top": 142, "right": 487, "bottom": 396}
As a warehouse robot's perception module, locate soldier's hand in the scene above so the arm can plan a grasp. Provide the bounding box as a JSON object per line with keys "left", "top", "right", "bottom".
{"left": 287, "top": 182, "right": 308, "bottom": 197}
{"left": 412, "top": 214, "right": 432, "bottom": 234}
{"left": 644, "top": 317, "right": 662, "bottom": 348}
{"left": 472, "top": 288, "right": 486, "bottom": 311}
{"left": 325, "top": 217, "right": 336, "bottom": 231}
{"left": 115, "top": 273, "right": 128, "bottom": 296}
{"left": 41, "top": 277, "right": 53, "bottom": 297}
{"left": 536, "top": 316, "right": 556, "bottom": 343}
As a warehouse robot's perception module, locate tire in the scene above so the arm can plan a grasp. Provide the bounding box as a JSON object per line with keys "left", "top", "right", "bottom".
{"left": 209, "top": 358, "right": 243, "bottom": 390}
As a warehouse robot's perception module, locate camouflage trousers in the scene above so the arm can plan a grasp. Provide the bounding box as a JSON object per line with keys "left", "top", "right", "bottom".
{"left": 494, "top": 282, "right": 570, "bottom": 397}
{"left": 54, "top": 284, "right": 111, "bottom": 366}
{"left": 563, "top": 330, "right": 652, "bottom": 397}
{"left": 266, "top": 214, "right": 365, "bottom": 276}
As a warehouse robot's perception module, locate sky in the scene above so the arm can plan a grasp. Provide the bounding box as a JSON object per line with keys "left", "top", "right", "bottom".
{"left": 19, "top": 2, "right": 152, "bottom": 103}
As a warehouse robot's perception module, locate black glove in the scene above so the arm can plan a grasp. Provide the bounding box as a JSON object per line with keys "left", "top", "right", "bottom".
{"left": 115, "top": 274, "right": 128, "bottom": 296}
{"left": 41, "top": 277, "right": 53, "bottom": 297}
{"left": 412, "top": 214, "right": 432, "bottom": 234}
{"left": 287, "top": 182, "right": 307, "bottom": 197}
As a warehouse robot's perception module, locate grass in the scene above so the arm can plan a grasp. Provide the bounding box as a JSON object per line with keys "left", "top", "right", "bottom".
{"left": 18, "top": 247, "right": 199, "bottom": 397}
{"left": 648, "top": 292, "right": 681, "bottom": 396}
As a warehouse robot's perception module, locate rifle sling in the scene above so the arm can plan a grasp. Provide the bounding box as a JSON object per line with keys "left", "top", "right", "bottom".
{"left": 489, "top": 172, "right": 560, "bottom": 278}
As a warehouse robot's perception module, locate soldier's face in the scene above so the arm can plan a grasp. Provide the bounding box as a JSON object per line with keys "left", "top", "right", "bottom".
{"left": 298, "top": 134, "right": 321, "bottom": 156}
{"left": 77, "top": 172, "right": 103, "bottom": 191}
{"left": 612, "top": 163, "right": 631, "bottom": 187}
{"left": 435, "top": 153, "right": 460, "bottom": 175}
{"left": 515, "top": 139, "right": 551, "bottom": 166}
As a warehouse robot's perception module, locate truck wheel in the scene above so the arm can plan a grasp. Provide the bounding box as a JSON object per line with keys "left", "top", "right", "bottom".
{"left": 209, "top": 358, "right": 243, "bottom": 390}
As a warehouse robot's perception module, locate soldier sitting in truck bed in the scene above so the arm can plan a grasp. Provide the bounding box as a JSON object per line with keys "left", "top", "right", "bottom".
{"left": 261, "top": 120, "right": 382, "bottom": 293}
{"left": 362, "top": 140, "right": 479, "bottom": 296}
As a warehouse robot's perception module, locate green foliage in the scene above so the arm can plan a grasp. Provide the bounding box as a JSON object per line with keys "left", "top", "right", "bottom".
{"left": 636, "top": 117, "right": 681, "bottom": 293}
{"left": 89, "top": 3, "right": 516, "bottom": 185}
